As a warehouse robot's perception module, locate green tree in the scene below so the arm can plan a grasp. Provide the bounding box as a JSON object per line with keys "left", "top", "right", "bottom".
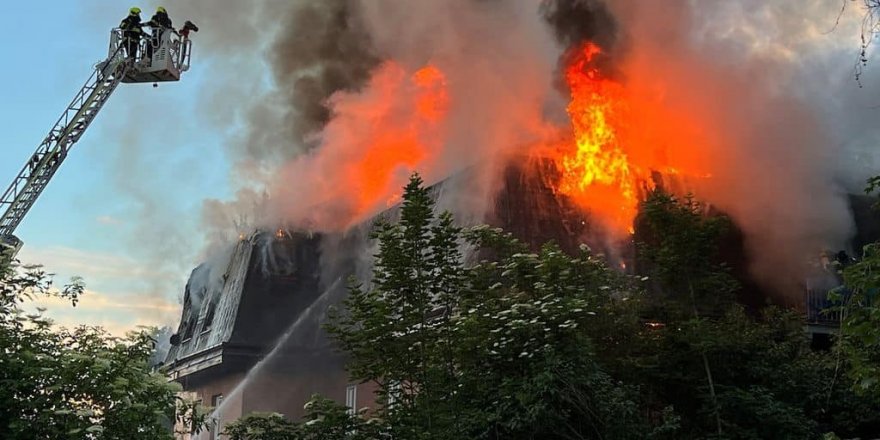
{"left": 329, "top": 174, "right": 655, "bottom": 440}
{"left": 452, "top": 232, "right": 655, "bottom": 439}
{"left": 835, "top": 243, "right": 880, "bottom": 393}
{"left": 636, "top": 190, "right": 737, "bottom": 435}
{"left": 0, "top": 259, "right": 188, "bottom": 439}
{"left": 224, "top": 412, "right": 299, "bottom": 440}
{"left": 637, "top": 190, "right": 738, "bottom": 318}
{"left": 833, "top": 175, "right": 880, "bottom": 394}
{"left": 634, "top": 189, "right": 880, "bottom": 439}
{"left": 223, "top": 396, "right": 385, "bottom": 440}
{"left": 328, "top": 174, "right": 465, "bottom": 439}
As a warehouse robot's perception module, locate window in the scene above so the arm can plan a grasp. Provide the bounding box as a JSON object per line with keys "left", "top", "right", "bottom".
{"left": 202, "top": 300, "right": 216, "bottom": 333}
{"left": 211, "top": 394, "right": 223, "bottom": 440}
{"left": 345, "top": 385, "right": 357, "bottom": 415}
{"left": 181, "top": 317, "right": 195, "bottom": 342}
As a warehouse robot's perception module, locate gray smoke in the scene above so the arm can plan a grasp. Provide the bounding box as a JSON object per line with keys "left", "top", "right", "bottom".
{"left": 133, "top": 1, "right": 382, "bottom": 241}
{"left": 144, "top": 0, "right": 377, "bottom": 165}
{"left": 96, "top": 95, "right": 200, "bottom": 325}
{"left": 603, "top": 0, "right": 879, "bottom": 294}
{"left": 133, "top": 1, "right": 878, "bottom": 298}
{"left": 266, "top": 1, "right": 379, "bottom": 154}
{"left": 268, "top": 0, "right": 564, "bottom": 230}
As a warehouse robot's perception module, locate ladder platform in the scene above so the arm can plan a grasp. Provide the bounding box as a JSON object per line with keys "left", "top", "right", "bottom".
{"left": 109, "top": 28, "right": 192, "bottom": 84}
{"left": 123, "top": 66, "right": 181, "bottom": 83}
{"left": 0, "top": 26, "right": 196, "bottom": 261}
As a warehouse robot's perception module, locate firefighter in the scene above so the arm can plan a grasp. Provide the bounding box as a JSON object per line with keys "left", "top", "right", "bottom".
{"left": 146, "top": 6, "right": 174, "bottom": 60}
{"left": 120, "top": 7, "right": 145, "bottom": 60}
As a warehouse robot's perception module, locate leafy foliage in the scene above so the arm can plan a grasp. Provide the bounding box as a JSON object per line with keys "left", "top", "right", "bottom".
{"left": 636, "top": 190, "right": 738, "bottom": 436}
{"left": 833, "top": 176, "right": 880, "bottom": 394}
{"left": 328, "top": 174, "right": 468, "bottom": 438}
{"left": 224, "top": 396, "right": 384, "bottom": 440}
{"left": 637, "top": 190, "right": 738, "bottom": 317}
{"left": 635, "top": 191, "right": 880, "bottom": 438}
{"left": 0, "top": 259, "right": 190, "bottom": 439}
{"left": 835, "top": 243, "right": 880, "bottom": 393}
{"left": 224, "top": 413, "right": 299, "bottom": 440}
{"left": 247, "top": 175, "right": 880, "bottom": 439}
{"left": 328, "top": 175, "right": 657, "bottom": 439}
{"left": 453, "top": 232, "right": 652, "bottom": 439}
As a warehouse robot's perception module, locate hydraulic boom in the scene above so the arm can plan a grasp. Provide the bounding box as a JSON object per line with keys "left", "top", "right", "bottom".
{"left": 0, "top": 27, "right": 195, "bottom": 259}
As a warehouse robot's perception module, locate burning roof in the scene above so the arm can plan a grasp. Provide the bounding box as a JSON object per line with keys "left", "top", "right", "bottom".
{"left": 182, "top": 0, "right": 878, "bottom": 342}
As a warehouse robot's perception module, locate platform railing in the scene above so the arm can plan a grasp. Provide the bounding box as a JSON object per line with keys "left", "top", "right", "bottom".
{"left": 108, "top": 27, "right": 191, "bottom": 72}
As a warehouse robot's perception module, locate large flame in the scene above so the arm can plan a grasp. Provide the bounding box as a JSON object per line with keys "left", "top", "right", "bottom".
{"left": 551, "top": 42, "right": 711, "bottom": 234}
{"left": 273, "top": 62, "right": 449, "bottom": 230}
{"left": 556, "top": 43, "right": 639, "bottom": 233}
{"left": 341, "top": 64, "right": 449, "bottom": 220}
{"left": 279, "top": 41, "right": 712, "bottom": 235}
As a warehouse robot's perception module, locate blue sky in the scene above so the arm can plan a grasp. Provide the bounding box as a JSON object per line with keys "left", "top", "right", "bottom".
{"left": 1, "top": 2, "right": 234, "bottom": 334}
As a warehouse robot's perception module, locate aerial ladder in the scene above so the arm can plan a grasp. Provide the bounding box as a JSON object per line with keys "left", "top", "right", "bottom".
{"left": 0, "top": 24, "right": 197, "bottom": 261}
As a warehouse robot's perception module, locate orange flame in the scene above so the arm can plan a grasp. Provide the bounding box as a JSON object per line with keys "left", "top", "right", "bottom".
{"left": 281, "top": 41, "right": 715, "bottom": 235}
{"left": 551, "top": 42, "right": 712, "bottom": 235}
{"left": 277, "top": 62, "right": 450, "bottom": 230}
{"left": 556, "top": 43, "right": 639, "bottom": 233}
{"left": 342, "top": 64, "right": 449, "bottom": 220}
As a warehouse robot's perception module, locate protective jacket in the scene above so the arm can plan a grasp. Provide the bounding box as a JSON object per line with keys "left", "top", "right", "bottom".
{"left": 120, "top": 15, "right": 144, "bottom": 34}
{"left": 149, "top": 12, "right": 173, "bottom": 30}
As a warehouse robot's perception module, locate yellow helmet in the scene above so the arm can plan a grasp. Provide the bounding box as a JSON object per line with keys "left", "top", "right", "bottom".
{"left": 129, "top": 7, "right": 141, "bottom": 15}
{"left": 157, "top": 6, "right": 167, "bottom": 14}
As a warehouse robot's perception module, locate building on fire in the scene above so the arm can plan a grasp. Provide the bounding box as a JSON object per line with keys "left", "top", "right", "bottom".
{"left": 162, "top": 161, "right": 880, "bottom": 436}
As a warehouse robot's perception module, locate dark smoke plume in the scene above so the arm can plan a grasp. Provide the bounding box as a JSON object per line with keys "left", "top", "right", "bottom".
{"left": 138, "top": 0, "right": 382, "bottom": 240}
{"left": 141, "top": 0, "right": 378, "bottom": 167}
{"left": 259, "top": 0, "right": 380, "bottom": 156}
{"left": 540, "top": 0, "right": 618, "bottom": 50}
{"left": 539, "top": 0, "right": 621, "bottom": 100}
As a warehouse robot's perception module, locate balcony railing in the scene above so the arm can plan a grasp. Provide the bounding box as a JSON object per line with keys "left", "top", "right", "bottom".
{"left": 805, "top": 287, "right": 845, "bottom": 325}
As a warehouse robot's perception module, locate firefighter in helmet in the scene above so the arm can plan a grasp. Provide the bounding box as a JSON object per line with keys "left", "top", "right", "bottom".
{"left": 146, "top": 6, "right": 174, "bottom": 60}
{"left": 120, "top": 7, "right": 145, "bottom": 60}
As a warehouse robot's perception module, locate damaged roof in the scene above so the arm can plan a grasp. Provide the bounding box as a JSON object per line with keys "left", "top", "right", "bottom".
{"left": 164, "top": 231, "right": 328, "bottom": 378}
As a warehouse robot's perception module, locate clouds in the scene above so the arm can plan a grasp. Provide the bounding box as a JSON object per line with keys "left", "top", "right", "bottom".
{"left": 28, "top": 288, "right": 179, "bottom": 337}
{"left": 95, "top": 215, "right": 123, "bottom": 226}
{"left": 18, "top": 245, "right": 182, "bottom": 335}
{"left": 19, "top": 245, "right": 171, "bottom": 282}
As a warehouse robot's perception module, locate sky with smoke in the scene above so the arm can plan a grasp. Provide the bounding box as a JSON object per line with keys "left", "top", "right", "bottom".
{"left": 195, "top": 0, "right": 880, "bottom": 294}
{"left": 1, "top": 0, "right": 879, "bottom": 331}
